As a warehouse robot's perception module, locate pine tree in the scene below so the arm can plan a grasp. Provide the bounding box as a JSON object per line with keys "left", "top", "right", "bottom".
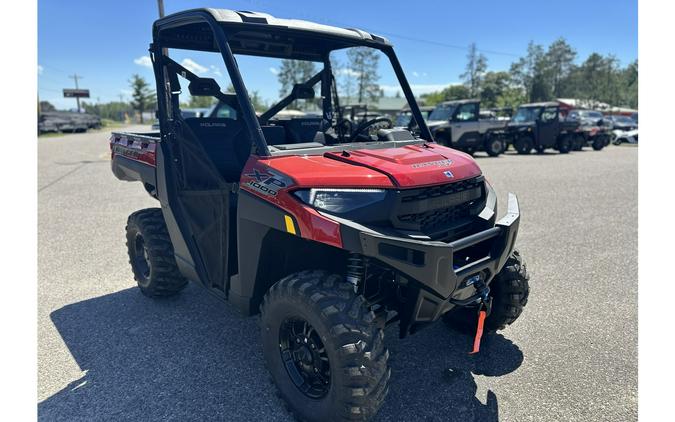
{"left": 346, "top": 47, "right": 381, "bottom": 103}
{"left": 460, "top": 43, "right": 488, "bottom": 97}
{"left": 129, "top": 74, "right": 156, "bottom": 123}
{"left": 277, "top": 59, "right": 317, "bottom": 110}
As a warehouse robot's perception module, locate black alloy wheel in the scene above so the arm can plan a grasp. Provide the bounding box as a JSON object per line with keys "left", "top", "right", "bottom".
{"left": 279, "top": 317, "right": 331, "bottom": 399}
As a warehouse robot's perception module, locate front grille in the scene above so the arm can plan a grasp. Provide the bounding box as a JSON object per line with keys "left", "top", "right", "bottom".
{"left": 398, "top": 201, "right": 474, "bottom": 229}
{"left": 400, "top": 177, "right": 484, "bottom": 203}
{"left": 392, "top": 176, "right": 486, "bottom": 238}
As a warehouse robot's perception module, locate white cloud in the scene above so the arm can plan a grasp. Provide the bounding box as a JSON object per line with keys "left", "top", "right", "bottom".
{"left": 380, "top": 83, "right": 458, "bottom": 96}
{"left": 336, "top": 68, "right": 361, "bottom": 78}
{"left": 412, "top": 71, "right": 419, "bottom": 77}
{"left": 269, "top": 67, "right": 279, "bottom": 75}
{"left": 38, "top": 65, "right": 44, "bottom": 75}
{"left": 180, "top": 58, "right": 208, "bottom": 75}
{"left": 134, "top": 56, "right": 153, "bottom": 68}
{"left": 209, "top": 65, "right": 223, "bottom": 77}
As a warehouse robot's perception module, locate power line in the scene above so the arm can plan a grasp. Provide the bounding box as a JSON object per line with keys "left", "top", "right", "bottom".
{"left": 237, "top": 0, "right": 522, "bottom": 58}
{"left": 38, "top": 87, "right": 62, "bottom": 93}
{"left": 39, "top": 63, "right": 69, "bottom": 74}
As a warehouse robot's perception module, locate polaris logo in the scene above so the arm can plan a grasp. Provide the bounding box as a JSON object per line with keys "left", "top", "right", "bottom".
{"left": 444, "top": 170, "right": 454, "bottom": 178}
{"left": 411, "top": 159, "right": 453, "bottom": 169}
{"left": 200, "top": 122, "right": 227, "bottom": 127}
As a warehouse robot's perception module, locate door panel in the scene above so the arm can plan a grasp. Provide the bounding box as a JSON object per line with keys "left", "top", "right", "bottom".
{"left": 536, "top": 107, "right": 560, "bottom": 148}
{"left": 159, "top": 119, "right": 233, "bottom": 294}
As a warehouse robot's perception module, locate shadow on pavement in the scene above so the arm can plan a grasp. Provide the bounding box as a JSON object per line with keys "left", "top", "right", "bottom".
{"left": 40, "top": 284, "right": 522, "bottom": 421}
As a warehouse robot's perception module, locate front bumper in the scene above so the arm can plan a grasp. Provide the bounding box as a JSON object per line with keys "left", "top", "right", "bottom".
{"left": 340, "top": 193, "right": 520, "bottom": 327}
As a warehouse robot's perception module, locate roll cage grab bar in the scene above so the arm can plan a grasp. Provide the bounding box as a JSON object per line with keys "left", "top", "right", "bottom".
{"left": 150, "top": 10, "right": 434, "bottom": 157}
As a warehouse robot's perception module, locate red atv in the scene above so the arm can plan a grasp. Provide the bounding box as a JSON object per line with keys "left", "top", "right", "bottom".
{"left": 110, "top": 8, "right": 529, "bottom": 421}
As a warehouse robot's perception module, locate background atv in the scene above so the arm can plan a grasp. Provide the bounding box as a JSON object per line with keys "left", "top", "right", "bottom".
{"left": 110, "top": 8, "right": 530, "bottom": 422}
{"left": 565, "top": 109, "right": 611, "bottom": 151}
{"left": 504, "top": 102, "right": 579, "bottom": 154}
{"left": 427, "top": 99, "right": 508, "bottom": 157}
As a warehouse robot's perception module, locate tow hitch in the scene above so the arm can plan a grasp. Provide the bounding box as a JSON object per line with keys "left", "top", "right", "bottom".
{"left": 469, "top": 278, "right": 492, "bottom": 354}
{"left": 447, "top": 275, "right": 492, "bottom": 354}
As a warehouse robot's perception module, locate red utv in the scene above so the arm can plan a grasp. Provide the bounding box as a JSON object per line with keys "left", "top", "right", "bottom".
{"left": 110, "top": 8, "right": 530, "bottom": 421}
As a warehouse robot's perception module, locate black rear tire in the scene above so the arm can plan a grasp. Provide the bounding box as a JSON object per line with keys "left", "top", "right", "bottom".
{"left": 557, "top": 136, "right": 571, "bottom": 154}
{"left": 592, "top": 137, "right": 605, "bottom": 150}
{"left": 260, "top": 270, "right": 390, "bottom": 422}
{"left": 484, "top": 136, "right": 504, "bottom": 157}
{"left": 443, "top": 250, "right": 530, "bottom": 334}
{"left": 514, "top": 135, "right": 533, "bottom": 155}
{"left": 126, "top": 208, "right": 187, "bottom": 297}
{"left": 572, "top": 135, "right": 584, "bottom": 151}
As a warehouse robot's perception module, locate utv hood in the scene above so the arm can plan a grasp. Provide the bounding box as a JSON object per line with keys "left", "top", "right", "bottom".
{"left": 426, "top": 120, "right": 447, "bottom": 132}
{"left": 323, "top": 143, "right": 481, "bottom": 187}
{"left": 261, "top": 143, "right": 481, "bottom": 189}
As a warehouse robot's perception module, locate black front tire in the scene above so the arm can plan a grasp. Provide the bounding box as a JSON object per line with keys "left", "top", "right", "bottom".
{"left": 260, "top": 270, "right": 390, "bottom": 422}
{"left": 514, "top": 135, "right": 533, "bottom": 155}
{"left": 443, "top": 250, "right": 530, "bottom": 334}
{"left": 592, "top": 137, "right": 606, "bottom": 150}
{"left": 126, "top": 208, "right": 187, "bottom": 297}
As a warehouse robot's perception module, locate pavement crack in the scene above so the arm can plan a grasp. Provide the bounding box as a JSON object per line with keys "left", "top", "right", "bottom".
{"left": 38, "top": 162, "right": 88, "bottom": 192}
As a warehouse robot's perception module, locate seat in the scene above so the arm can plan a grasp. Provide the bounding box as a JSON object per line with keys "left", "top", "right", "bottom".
{"left": 261, "top": 125, "right": 286, "bottom": 145}
{"left": 184, "top": 117, "right": 250, "bottom": 182}
{"left": 279, "top": 117, "right": 323, "bottom": 143}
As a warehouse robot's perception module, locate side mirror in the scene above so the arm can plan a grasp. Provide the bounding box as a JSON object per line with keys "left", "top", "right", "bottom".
{"left": 292, "top": 84, "right": 315, "bottom": 100}
{"left": 188, "top": 78, "right": 221, "bottom": 97}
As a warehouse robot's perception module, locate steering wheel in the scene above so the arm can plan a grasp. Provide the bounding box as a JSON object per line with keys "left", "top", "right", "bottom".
{"left": 348, "top": 117, "right": 393, "bottom": 142}
{"left": 335, "top": 118, "right": 353, "bottom": 139}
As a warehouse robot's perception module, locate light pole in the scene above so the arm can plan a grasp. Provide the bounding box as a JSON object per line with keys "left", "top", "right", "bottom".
{"left": 69, "top": 73, "right": 83, "bottom": 113}
{"left": 157, "top": 0, "right": 165, "bottom": 18}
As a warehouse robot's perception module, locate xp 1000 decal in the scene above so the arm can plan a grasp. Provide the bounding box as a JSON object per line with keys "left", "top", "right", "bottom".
{"left": 244, "top": 168, "right": 291, "bottom": 197}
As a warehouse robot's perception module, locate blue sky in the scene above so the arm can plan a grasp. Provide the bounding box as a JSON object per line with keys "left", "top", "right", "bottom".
{"left": 38, "top": 0, "right": 637, "bottom": 110}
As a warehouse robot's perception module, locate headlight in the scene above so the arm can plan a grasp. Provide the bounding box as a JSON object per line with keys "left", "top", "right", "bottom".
{"left": 294, "top": 188, "right": 386, "bottom": 213}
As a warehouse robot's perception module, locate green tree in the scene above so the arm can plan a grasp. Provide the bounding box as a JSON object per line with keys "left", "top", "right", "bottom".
{"left": 480, "top": 71, "right": 511, "bottom": 107}
{"left": 129, "top": 74, "right": 156, "bottom": 123}
{"left": 622, "top": 60, "right": 638, "bottom": 108}
{"left": 510, "top": 42, "right": 550, "bottom": 102}
{"left": 460, "top": 43, "right": 488, "bottom": 97}
{"left": 545, "top": 38, "right": 576, "bottom": 98}
{"left": 82, "top": 101, "right": 134, "bottom": 121}
{"left": 187, "top": 95, "right": 215, "bottom": 108}
{"left": 249, "top": 90, "right": 268, "bottom": 111}
{"left": 347, "top": 47, "right": 381, "bottom": 103}
{"left": 39, "top": 101, "right": 56, "bottom": 112}
{"left": 277, "top": 59, "right": 317, "bottom": 110}
{"left": 421, "top": 85, "right": 471, "bottom": 106}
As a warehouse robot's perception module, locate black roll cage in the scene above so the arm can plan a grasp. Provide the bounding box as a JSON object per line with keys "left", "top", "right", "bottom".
{"left": 150, "top": 9, "right": 433, "bottom": 157}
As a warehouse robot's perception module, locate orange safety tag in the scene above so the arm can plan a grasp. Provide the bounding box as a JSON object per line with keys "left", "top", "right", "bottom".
{"left": 469, "top": 310, "right": 487, "bottom": 354}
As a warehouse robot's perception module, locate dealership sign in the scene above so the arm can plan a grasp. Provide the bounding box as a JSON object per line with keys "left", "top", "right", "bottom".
{"left": 63, "top": 89, "right": 90, "bottom": 98}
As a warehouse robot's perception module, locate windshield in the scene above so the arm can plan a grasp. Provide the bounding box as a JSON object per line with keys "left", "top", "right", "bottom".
{"left": 613, "top": 116, "right": 633, "bottom": 123}
{"left": 164, "top": 45, "right": 422, "bottom": 148}
{"left": 428, "top": 104, "right": 456, "bottom": 121}
{"left": 395, "top": 111, "right": 413, "bottom": 126}
{"left": 512, "top": 107, "right": 540, "bottom": 123}
{"left": 582, "top": 111, "right": 603, "bottom": 119}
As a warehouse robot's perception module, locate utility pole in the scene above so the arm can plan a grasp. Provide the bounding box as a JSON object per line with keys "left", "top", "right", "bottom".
{"left": 69, "top": 73, "right": 83, "bottom": 113}
{"left": 157, "top": 0, "right": 168, "bottom": 57}
{"left": 157, "top": 0, "right": 165, "bottom": 18}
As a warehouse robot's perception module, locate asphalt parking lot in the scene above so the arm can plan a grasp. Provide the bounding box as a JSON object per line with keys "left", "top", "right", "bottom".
{"left": 38, "top": 126, "right": 637, "bottom": 421}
